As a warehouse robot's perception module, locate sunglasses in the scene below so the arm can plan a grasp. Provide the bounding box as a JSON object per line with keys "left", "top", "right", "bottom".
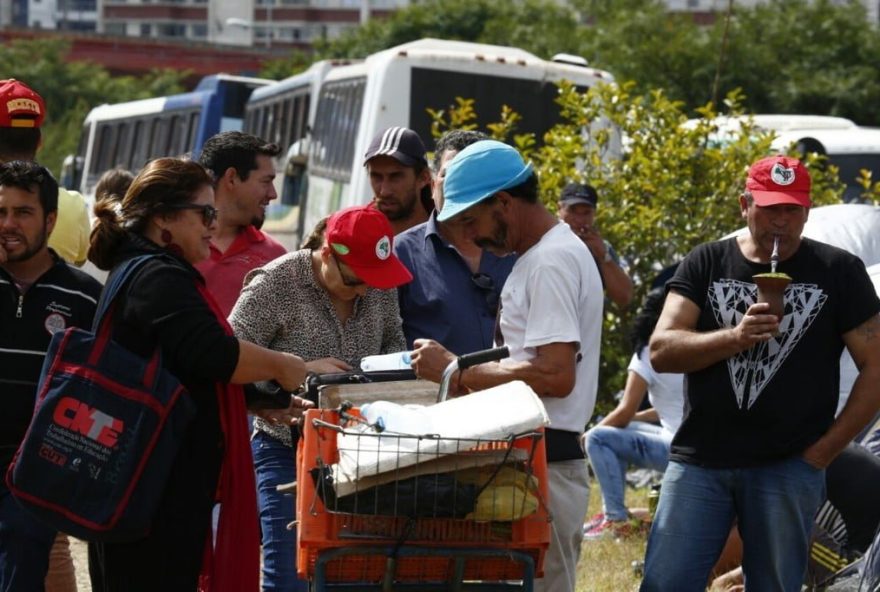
{"left": 333, "top": 255, "right": 365, "bottom": 287}
{"left": 165, "top": 203, "right": 218, "bottom": 227}
{"left": 471, "top": 272, "right": 499, "bottom": 316}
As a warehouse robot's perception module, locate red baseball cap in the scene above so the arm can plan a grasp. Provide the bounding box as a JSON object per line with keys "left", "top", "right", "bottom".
{"left": 0, "top": 79, "right": 46, "bottom": 128}
{"left": 326, "top": 205, "right": 413, "bottom": 289}
{"left": 745, "top": 156, "right": 811, "bottom": 208}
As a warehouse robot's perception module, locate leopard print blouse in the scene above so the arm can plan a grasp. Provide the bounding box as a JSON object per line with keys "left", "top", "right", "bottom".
{"left": 229, "top": 249, "right": 406, "bottom": 446}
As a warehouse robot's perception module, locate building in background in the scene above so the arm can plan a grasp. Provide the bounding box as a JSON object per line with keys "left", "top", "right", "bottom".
{"left": 5, "top": 0, "right": 877, "bottom": 46}
{"left": 2, "top": 0, "right": 411, "bottom": 49}
{"left": 662, "top": 0, "right": 878, "bottom": 24}
{"left": 98, "top": 0, "right": 411, "bottom": 49}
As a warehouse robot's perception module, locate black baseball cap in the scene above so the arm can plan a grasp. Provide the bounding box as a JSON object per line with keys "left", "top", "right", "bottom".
{"left": 364, "top": 127, "right": 428, "bottom": 168}
{"left": 560, "top": 183, "right": 599, "bottom": 208}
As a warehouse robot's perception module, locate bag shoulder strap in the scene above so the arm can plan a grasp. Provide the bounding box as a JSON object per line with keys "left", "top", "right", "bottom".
{"left": 91, "top": 254, "right": 159, "bottom": 332}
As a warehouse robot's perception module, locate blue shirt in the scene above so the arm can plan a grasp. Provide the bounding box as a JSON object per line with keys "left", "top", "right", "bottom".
{"left": 394, "top": 213, "right": 516, "bottom": 355}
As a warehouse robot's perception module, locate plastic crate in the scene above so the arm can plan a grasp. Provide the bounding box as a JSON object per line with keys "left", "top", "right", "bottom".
{"left": 296, "top": 408, "right": 550, "bottom": 587}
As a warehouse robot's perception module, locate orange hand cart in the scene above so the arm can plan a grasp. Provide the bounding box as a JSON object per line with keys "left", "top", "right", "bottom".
{"left": 295, "top": 348, "right": 550, "bottom": 591}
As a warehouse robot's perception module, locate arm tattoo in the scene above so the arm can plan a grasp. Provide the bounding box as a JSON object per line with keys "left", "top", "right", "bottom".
{"left": 858, "top": 314, "right": 880, "bottom": 342}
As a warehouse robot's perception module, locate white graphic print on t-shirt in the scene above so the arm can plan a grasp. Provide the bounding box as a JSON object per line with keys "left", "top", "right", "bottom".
{"left": 709, "top": 279, "right": 827, "bottom": 410}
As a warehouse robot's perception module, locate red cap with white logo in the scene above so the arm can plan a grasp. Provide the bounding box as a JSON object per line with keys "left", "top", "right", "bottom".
{"left": 326, "top": 205, "right": 413, "bottom": 289}
{"left": 746, "top": 155, "right": 811, "bottom": 208}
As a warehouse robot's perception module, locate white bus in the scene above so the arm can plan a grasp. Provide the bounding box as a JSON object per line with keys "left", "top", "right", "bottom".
{"left": 701, "top": 115, "right": 880, "bottom": 202}
{"left": 243, "top": 60, "right": 354, "bottom": 242}
{"left": 65, "top": 74, "right": 272, "bottom": 203}
{"left": 263, "top": 38, "right": 616, "bottom": 247}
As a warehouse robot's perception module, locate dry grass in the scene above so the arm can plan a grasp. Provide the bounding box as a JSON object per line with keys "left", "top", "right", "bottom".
{"left": 575, "top": 482, "right": 650, "bottom": 592}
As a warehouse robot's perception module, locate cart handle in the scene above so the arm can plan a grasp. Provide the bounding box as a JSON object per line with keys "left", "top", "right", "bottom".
{"left": 437, "top": 346, "right": 509, "bottom": 403}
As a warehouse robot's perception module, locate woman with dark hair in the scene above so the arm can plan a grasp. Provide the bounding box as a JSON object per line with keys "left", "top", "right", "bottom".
{"left": 229, "top": 205, "right": 411, "bottom": 591}
{"left": 583, "top": 287, "right": 685, "bottom": 540}
{"left": 87, "top": 157, "right": 307, "bottom": 592}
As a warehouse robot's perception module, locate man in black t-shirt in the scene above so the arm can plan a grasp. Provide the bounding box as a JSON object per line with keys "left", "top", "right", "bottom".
{"left": 640, "top": 156, "right": 880, "bottom": 592}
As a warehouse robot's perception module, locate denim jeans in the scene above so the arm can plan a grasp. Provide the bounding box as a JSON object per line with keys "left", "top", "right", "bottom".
{"left": 641, "top": 458, "right": 825, "bottom": 592}
{"left": 0, "top": 486, "right": 56, "bottom": 591}
{"left": 252, "top": 431, "right": 308, "bottom": 592}
{"left": 584, "top": 421, "right": 672, "bottom": 521}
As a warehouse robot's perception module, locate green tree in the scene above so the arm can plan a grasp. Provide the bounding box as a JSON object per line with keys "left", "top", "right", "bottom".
{"left": 576, "top": 0, "right": 880, "bottom": 124}
{"left": 259, "top": 49, "right": 313, "bottom": 80}
{"left": 533, "top": 82, "right": 843, "bottom": 407}
{"left": 0, "top": 38, "right": 187, "bottom": 176}
{"left": 314, "top": 0, "right": 584, "bottom": 60}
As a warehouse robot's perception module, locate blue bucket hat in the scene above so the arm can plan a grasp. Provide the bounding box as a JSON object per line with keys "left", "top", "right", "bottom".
{"left": 438, "top": 140, "right": 533, "bottom": 222}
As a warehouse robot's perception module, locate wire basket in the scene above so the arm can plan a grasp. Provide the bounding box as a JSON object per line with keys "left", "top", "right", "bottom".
{"left": 296, "top": 408, "right": 550, "bottom": 587}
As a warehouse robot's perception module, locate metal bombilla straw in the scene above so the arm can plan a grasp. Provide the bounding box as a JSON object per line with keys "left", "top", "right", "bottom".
{"left": 771, "top": 235, "right": 780, "bottom": 273}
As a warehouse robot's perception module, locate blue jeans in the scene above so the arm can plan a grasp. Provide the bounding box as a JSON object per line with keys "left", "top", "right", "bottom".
{"left": 641, "top": 458, "right": 825, "bottom": 592}
{"left": 0, "top": 486, "right": 56, "bottom": 591}
{"left": 585, "top": 422, "right": 672, "bottom": 521}
{"left": 252, "top": 431, "right": 308, "bottom": 592}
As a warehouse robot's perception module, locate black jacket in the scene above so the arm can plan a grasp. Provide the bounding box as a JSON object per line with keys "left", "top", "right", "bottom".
{"left": 0, "top": 253, "right": 102, "bottom": 471}
{"left": 104, "top": 235, "right": 241, "bottom": 504}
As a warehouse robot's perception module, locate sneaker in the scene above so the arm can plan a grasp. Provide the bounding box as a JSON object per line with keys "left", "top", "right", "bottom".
{"left": 583, "top": 519, "right": 635, "bottom": 541}
{"left": 582, "top": 512, "right": 605, "bottom": 535}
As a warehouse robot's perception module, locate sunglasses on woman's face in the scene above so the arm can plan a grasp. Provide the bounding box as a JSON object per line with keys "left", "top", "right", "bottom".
{"left": 333, "top": 255, "right": 365, "bottom": 287}
{"left": 166, "top": 203, "right": 219, "bottom": 227}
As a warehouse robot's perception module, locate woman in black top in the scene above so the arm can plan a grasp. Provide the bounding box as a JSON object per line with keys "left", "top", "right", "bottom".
{"left": 87, "top": 157, "right": 307, "bottom": 592}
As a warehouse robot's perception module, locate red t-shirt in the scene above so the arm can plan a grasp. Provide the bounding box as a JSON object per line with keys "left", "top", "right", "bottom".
{"left": 196, "top": 226, "right": 287, "bottom": 317}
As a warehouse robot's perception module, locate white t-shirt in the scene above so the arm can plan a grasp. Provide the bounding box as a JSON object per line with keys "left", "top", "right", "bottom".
{"left": 498, "top": 222, "right": 603, "bottom": 433}
{"left": 627, "top": 346, "right": 685, "bottom": 434}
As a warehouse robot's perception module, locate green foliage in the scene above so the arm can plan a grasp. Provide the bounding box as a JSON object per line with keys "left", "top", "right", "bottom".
{"left": 321, "top": 0, "right": 880, "bottom": 125}
{"left": 533, "top": 81, "right": 843, "bottom": 407}
{"left": 576, "top": 0, "right": 880, "bottom": 123}
{"left": 314, "top": 0, "right": 584, "bottom": 60}
{"left": 259, "top": 49, "right": 313, "bottom": 80}
{"left": 428, "top": 82, "right": 845, "bottom": 410}
{"left": 0, "top": 38, "right": 187, "bottom": 176}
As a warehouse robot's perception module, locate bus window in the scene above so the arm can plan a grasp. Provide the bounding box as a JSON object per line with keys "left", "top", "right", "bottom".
{"left": 149, "top": 117, "right": 171, "bottom": 159}
{"left": 168, "top": 114, "right": 189, "bottom": 157}
{"left": 186, "top": 112, "right": 201, "bottom": 150}
{"left": 311, "top": 77, "right": 366, "bottom": 181}
{"left": 295, "top": 95, "right": 309, "bottom": 141}
{"left": 115, "top": 121, "right": 133, "bottom": 170}
{"left": 272, "top": 101, "right": 284, "bottom": 146}
{"left": 92, "top": 123, "right": 116, "bottom": 175}
{"left": 409, "top": 68, "right": 565, "bottom": 148}
{"left": 131, "top": 119, "right": 149, "bottom": 172}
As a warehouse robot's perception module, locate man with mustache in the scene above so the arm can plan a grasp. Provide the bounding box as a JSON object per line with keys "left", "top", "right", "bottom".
{"left": 411, "top": 140, "right": 603, "bottom": 592}
{"left": 364, "top": 126, "right": 432, "bottom": 235}
{"left": 394, "top": 129, "right": 515, "bottom": 354}
{"left": 196, "top": 131, "right": 286, "bottom": 317}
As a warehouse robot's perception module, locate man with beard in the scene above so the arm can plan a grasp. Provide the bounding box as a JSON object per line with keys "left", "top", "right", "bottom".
{"left": 197, "top": 131, "right": 286, "bottom": 316}
{"left": 394, "top": 129, "right": 515, "bottom": 354}
{"left": 364, "top": 126, "right": 432, "bottom": 235}
{"left": 0, "top": 160, "right": 102, "bottom": 589}
{"left": 0, "top": 79, "right": 91, "bottom": 268}
{"left": 410, "top": 140, "right": 603, "bottom": 592}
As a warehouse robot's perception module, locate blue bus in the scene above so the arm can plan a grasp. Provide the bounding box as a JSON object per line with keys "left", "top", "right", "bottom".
{"left": 65, "top": 73, "right": 272, "bottom": 201}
